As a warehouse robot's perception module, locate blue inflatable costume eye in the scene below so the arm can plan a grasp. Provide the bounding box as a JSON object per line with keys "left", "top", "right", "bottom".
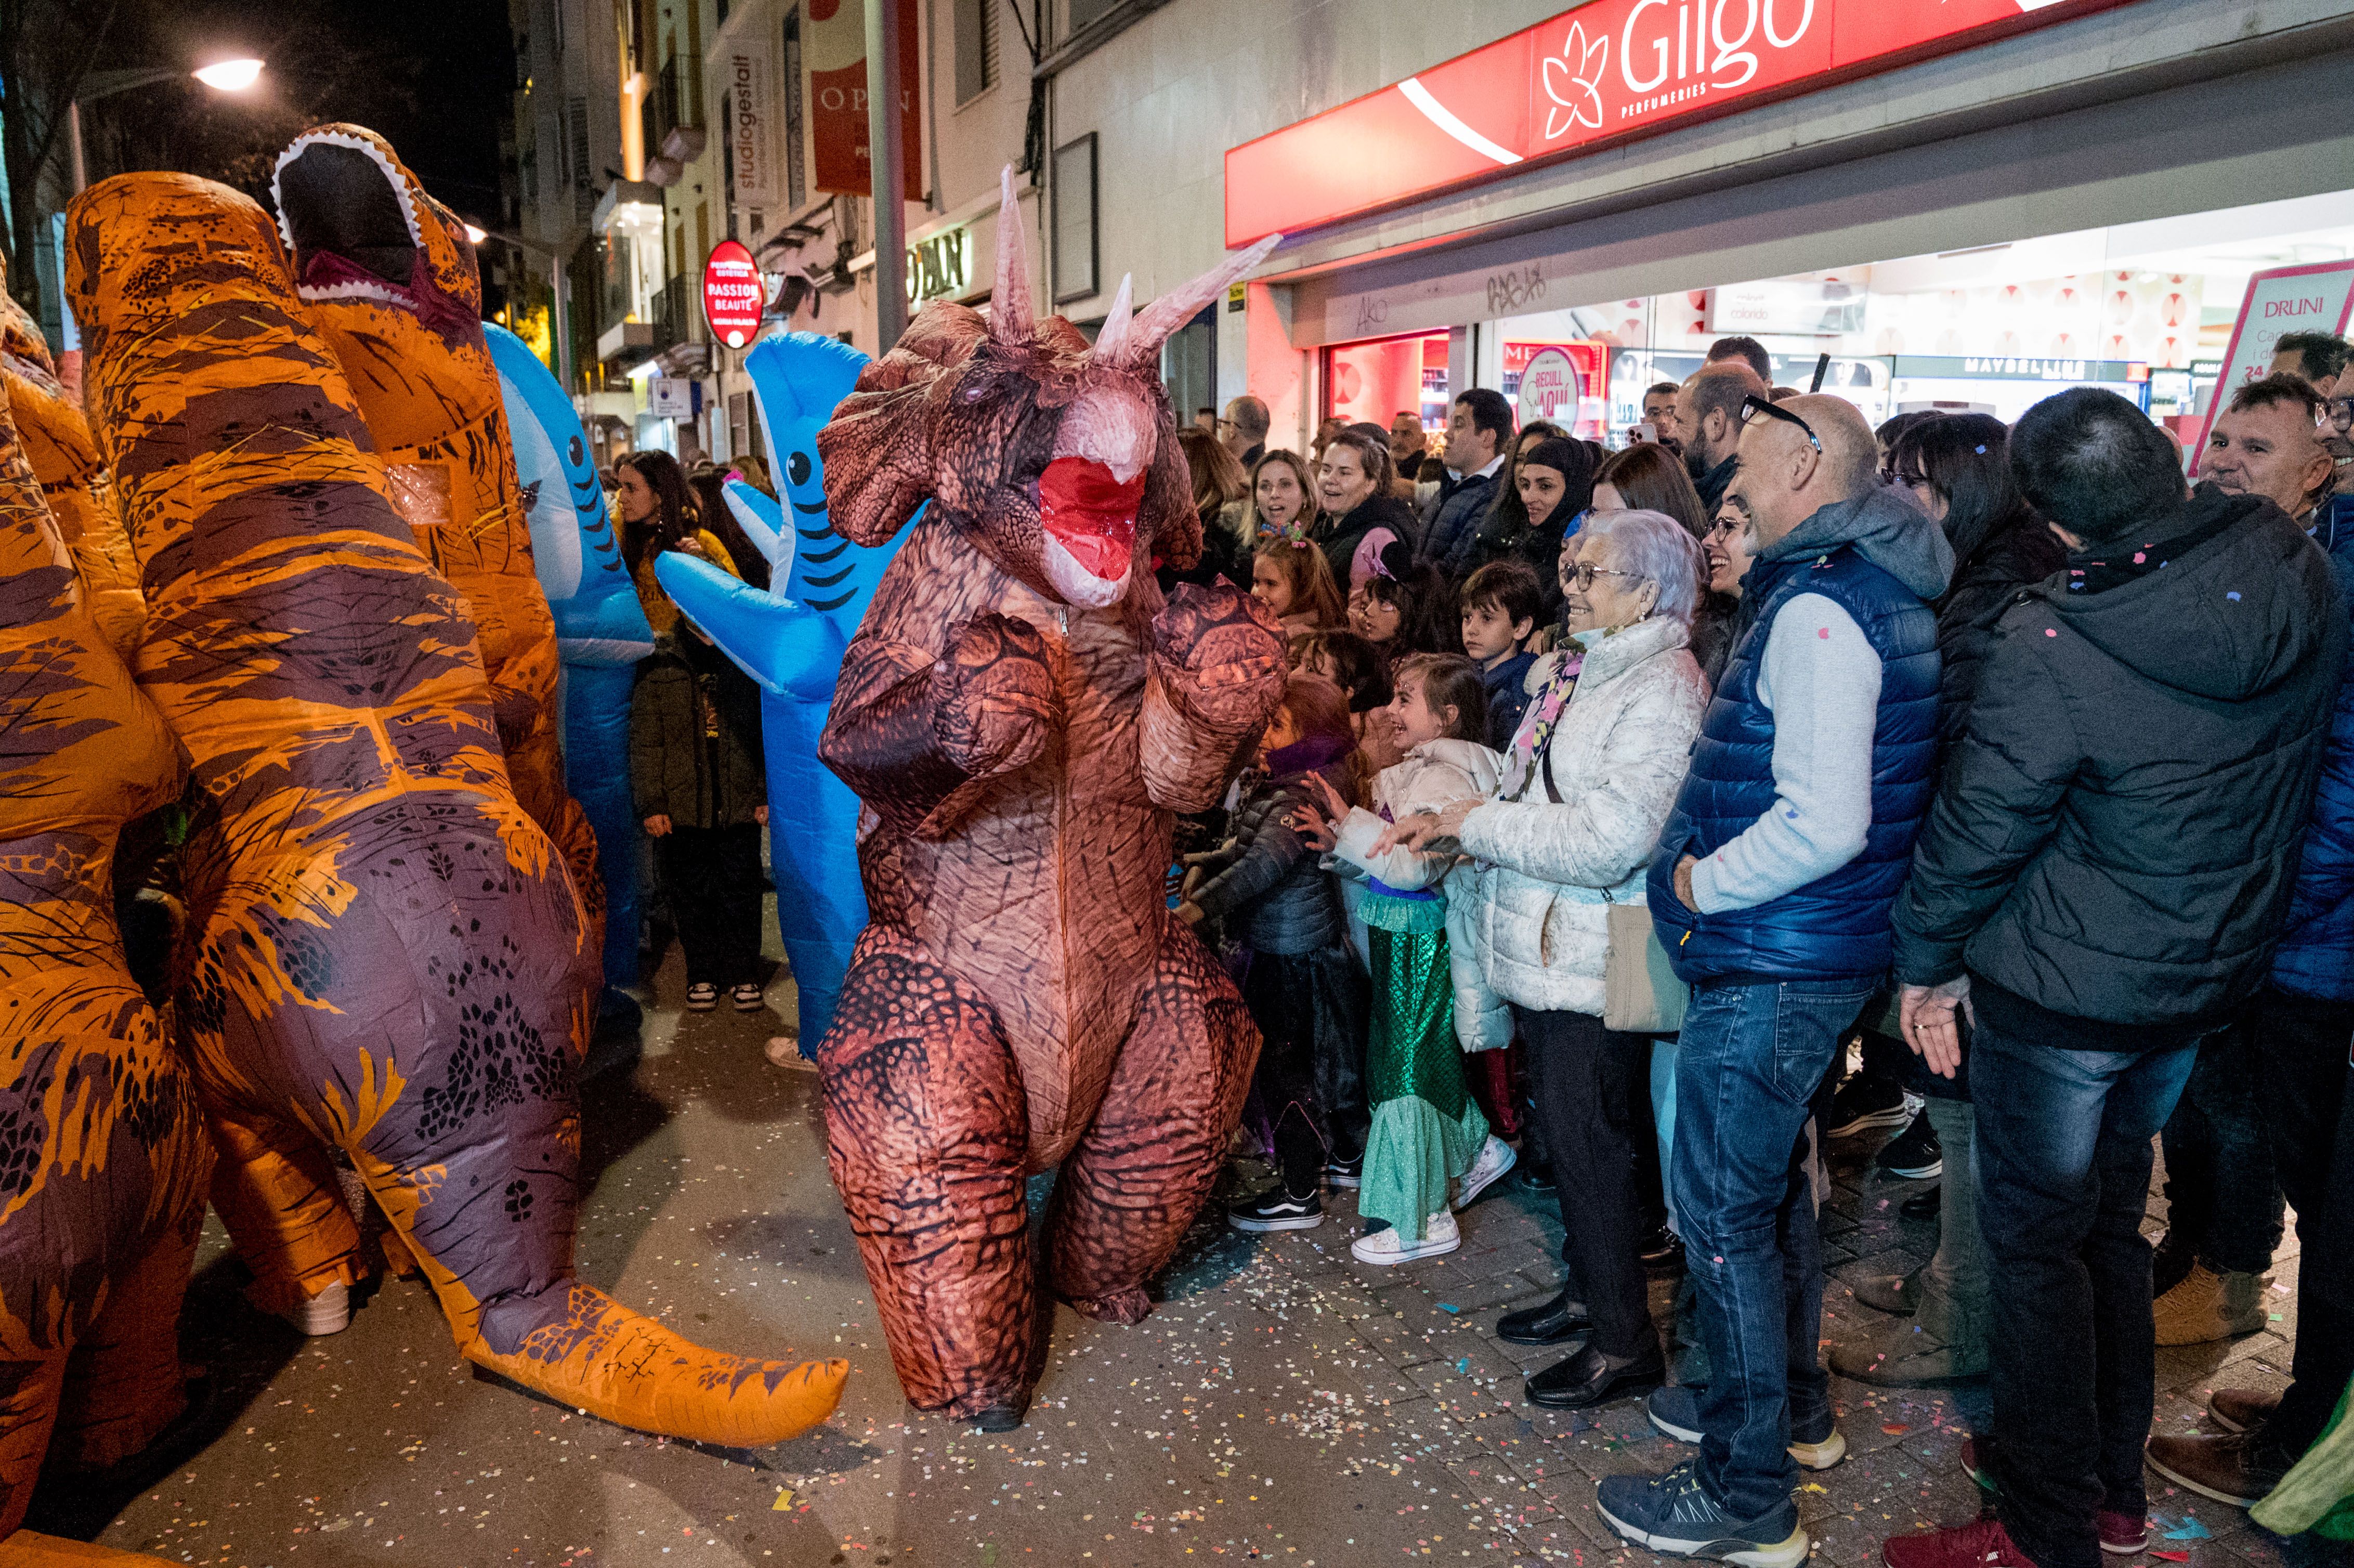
{"left": 485, "top": 322, "right": 657, "bottom": 990}
{"left": 656, "top": 332, "right": 920, "bottom": 1050}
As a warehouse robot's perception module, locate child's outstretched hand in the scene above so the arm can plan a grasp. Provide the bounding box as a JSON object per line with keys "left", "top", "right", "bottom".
{"left": 1290, "top": 808, "right": 1338, "bottom": 854}
{"left": 1374, "top": 811, "right": 1441, "bottom": 855}
{"left": 1297, "top": 771, "right": 1351, "bottom": 822}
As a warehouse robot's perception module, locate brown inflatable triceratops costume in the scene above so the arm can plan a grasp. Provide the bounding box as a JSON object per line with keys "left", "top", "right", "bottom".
{"left": 811, "top": 171, "right": 1286, "bottom": 1428}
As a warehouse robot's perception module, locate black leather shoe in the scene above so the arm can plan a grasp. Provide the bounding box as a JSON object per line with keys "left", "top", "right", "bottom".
{"left": 1524, "top": 1343, "right": 1667, "bottom": 1410}
{"left": 1497, "top": 1290, "right": 1592, "bottom": 1346}
{"left": 1900, "top": 1186, "right": 1942, "bottom": 1222}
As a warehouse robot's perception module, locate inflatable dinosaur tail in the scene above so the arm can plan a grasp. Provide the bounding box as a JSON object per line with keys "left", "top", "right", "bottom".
{"left": 67, "top": 169, "right": 844, "bottom": 1449}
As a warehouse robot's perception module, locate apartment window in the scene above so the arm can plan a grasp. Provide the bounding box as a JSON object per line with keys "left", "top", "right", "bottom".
{"left": 568, "top": 97, "right": 593, "bottom": 221}
{"left": 955, "top": 0, "right": 998, "bottom": 104}
{"left": 1052, "top": 133, "right": 1096, "bottom": 305}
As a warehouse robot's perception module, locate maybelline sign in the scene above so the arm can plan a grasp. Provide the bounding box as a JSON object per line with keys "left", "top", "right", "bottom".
{"left": 1225, "top": 0, "right": 2133, "bottom": 245}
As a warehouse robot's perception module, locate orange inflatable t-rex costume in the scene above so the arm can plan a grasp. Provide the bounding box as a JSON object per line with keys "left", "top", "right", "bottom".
{"left": 267, "top": 123, "right": 603, "bottom": 963}
{"left": 64, "top": 171, "right": 845, "bottom": 1447}
{"left": 0, "top": 325, "right": 210, "bottom": 1532}
{"left": 0, "top": 286, "right": 142, "bottom": 659}
{"left": 810, "top": 174, "right": 1286, "bottom": 1428}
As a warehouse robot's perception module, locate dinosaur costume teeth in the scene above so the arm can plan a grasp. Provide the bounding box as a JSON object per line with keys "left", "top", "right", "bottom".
{"left": 64, "top": 169, "right": 846, "bottom": 1449}
{"left": 805, "top": 168, "right": 1287, "bottom": 1424}
{"left": 0, "top": 260, "right": 210, "bottom": 1539}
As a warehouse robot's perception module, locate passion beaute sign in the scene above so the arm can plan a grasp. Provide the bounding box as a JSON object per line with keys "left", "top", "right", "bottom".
{"left": 1224, "top": 0, "right": 2136, "bottom": 246}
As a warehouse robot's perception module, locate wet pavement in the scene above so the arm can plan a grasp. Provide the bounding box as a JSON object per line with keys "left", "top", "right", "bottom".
{"left": 41, "top": 938, "right": 2339, "bottom": 1568}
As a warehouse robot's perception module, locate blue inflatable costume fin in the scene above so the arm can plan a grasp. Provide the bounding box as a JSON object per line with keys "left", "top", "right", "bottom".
{"left": 657, "top": 332, "right": 916, "bottom": 1050}
{"left": 485, "top": 322, "right": 657, "bottom": 989}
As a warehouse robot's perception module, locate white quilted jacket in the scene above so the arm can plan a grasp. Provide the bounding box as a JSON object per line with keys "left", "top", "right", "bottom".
{"left": 1454, "top": 615, "right": 1709, "bottom": 1018}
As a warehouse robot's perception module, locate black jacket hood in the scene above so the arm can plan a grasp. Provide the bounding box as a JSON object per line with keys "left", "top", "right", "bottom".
{"left": 2041, "top": 489, "right": 2337, "bottom": 703}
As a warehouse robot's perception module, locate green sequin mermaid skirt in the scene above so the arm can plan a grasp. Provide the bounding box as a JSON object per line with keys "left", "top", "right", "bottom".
{"left": 1358, "top": 925, "right": 1487, "bottom": 1240}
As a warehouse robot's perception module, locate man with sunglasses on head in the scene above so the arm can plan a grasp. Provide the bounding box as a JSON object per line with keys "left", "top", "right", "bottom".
{"left": 1602, "top": 394, "right": 1952, "bottom": 1566}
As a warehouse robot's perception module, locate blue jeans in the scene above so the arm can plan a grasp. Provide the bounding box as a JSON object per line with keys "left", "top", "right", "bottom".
{"left": 1969, "top": 988, "right": 2200, "bottom": 1568}
{"left": 1672, "top": 978, "right": 1873, "bottom": 1520}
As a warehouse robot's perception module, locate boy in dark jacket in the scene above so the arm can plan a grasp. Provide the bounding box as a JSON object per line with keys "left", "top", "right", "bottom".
{"left": 1459, "top": 559, "right": 1543, "bottom": 752}
{"left": 1177, "top": 675, "right": 1369, "bottom": 1233}
{"left": 1882, "top": 389, "right": 2347, "bottom": 1568}
{"left": 632, "top": 627, "right": 769, "bottom": 1013}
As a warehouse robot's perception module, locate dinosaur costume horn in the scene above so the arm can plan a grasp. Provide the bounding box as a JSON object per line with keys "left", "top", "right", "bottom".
{"left": 988, "top": 164, "right": 1032, "bottom": 346}
{"left": 66, "top": 171, "right": 846, "bottom": 1450}
{"left": 1098, "top": 232, "right": 1286, "bottom": 371}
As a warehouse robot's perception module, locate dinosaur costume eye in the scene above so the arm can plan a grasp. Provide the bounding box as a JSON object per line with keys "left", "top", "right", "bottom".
{"left": 788, "top": 450, "right": 812, "bottom": 486}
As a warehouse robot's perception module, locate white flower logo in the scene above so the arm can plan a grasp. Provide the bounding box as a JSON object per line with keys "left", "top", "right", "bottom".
{"left": 1541, "top": 21, "right": 1608, "bottom": 139}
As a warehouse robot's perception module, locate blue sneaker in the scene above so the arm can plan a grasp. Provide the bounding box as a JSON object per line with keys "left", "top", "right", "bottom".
{"left": 1595, "top": 1461, "right": 1809, "bottom": 1567}
{"left": 1645, "top": 1384, "right": 1848, "bottom": 1470}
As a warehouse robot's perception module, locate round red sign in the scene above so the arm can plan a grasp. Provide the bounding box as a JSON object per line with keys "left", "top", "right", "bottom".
{"left": 702, "top": 239, "right": 764, "bottom": 348}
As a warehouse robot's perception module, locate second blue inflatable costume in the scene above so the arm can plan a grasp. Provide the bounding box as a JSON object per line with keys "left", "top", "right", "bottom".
{"left": 483, "top": 322, "right": 657, "bottom": 990}
{"left": 659, "top": 333, "right": 914, "bottom": 1050}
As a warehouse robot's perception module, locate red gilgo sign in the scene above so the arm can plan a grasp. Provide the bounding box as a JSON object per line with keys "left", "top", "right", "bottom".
{"left": 702, "top": 239, "right": 764, "bottom": 348}
{"left": 1224, "top": 0, "right": 2138, "bottom": 246}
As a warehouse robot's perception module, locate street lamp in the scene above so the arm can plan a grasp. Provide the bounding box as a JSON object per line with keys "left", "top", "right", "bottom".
{"left": 69, "top": 58, "right": 266, "bottom": 193}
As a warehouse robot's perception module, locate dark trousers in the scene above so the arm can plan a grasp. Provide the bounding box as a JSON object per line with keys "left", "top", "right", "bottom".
{"left": 2160, "top": 1026, "right": 2287, "bottom": 1275}
{"left": 1969, "top": 989, "right": 2200, "bottom": 1568}
{"left": 1673, "top": 977, "right": 1869, "bottom": 1519}
{"left": 2249, "top": 984, "right": 2354, "bottom": 1460}
{"left": 656, "top": 823, "right": 765, "bottom": 987}
{"left": 1243, "top": 944, "right": 1369, "bottom": 1196}
{"left": 1518, "top": 1006, "right": 1658, "bottom": 1361}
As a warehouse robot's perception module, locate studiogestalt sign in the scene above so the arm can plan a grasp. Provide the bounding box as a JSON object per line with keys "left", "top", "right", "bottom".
{"left": 1223, "top": 0, "right": 2142, "bottom": 246}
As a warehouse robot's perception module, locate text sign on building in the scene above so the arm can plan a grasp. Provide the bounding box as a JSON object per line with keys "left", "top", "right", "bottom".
{"left": 649, "top": 377, "right": 696, "bottom": 419}
{"left": 703, "top": 239, "right": 766, "bottom": 348}
{"left": 2189, "top": 259, "right": 2354, "bottom": 476}
{"left": 806, "top": 0, "right": 923, "bottom": 196}
{"left": 722, "top": 47, "right": 779, "bottom": 213}
{"left": 906, "top": 225, "right": 971, "bottom": 306}
{"left": 1224, "top": 0, "right": 2139, "bottom": 246}
{"left": 1514, "top": 347, "right": 1583, "bottom": 425}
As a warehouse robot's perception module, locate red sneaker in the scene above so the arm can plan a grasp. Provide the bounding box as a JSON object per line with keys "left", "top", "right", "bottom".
{"left": 1884, "top": 1519, "right": 2034, "bottom": 1568}
{"left": 2098, "top": 1509, "right": 2148, "bottom": 1555}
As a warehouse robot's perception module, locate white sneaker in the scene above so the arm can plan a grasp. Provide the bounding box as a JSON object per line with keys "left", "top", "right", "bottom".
{"left": 1352, "top": 1209, "right": 1460, "bottom": 1264}
{"left": 254, "top": 1277, "right": 349, "bottom": 1336}
{"left": 1453, "top": 1135, "right": 1518, "bottom": 1210}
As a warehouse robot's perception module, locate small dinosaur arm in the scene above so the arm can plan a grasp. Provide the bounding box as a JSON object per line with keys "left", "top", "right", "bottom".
{"left": 65, "top": 171, "right": 845, "bottom": 1447}
{"left": 805, "top": 168, "right": 1285, "bottom": 1426}
{"left": 485, "top": 321, "right": 656, "bottom": 990}
{"left": 0, "top": 361, "right": 210, "bottom": 1535}
{"left": 0, "top": 275, "right": 142, "bottom": 659}
{"left": 656, "top": 331, "right": 914, "bottom": 1046}
{"left": 269, "top": 124, "right": 606, "bottom": 975}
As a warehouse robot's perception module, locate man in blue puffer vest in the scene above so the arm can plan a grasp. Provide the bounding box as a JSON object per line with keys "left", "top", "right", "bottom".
{"left": 1597, "top": 393, "right": 1951, "bottom": 1567}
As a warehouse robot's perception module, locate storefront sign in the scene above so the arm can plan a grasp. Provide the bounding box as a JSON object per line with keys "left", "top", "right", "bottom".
{"left": 720, "top": 46, "right": 780, "bottom": 213}
{"left": 806, "top": 0, "right": 922, "bottom": 197}
{"left": 2190, "top": 259, "right": 2354, "bottom": 473}
{"left": 703, "top": 239, "right": 766, "bottom": 348}
{"left": 1708, "top": 278, "right": 1865, "bottom": 337}
{"left": 1225, "top": 0, "right": 2139, "bottom": 245}
{"left": 1893, "top": 356, "right": 2148, "bottom": 384}
{"left": 1514, "top": 347, "right": 1583, "bottom": 425}
{"left": 907, "top": 225, "right": 971, "bottom": 306}
{"left": 648, "top": 377, "right": 696, "bottom": 419}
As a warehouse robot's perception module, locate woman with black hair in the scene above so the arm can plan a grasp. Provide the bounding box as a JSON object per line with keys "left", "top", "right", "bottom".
{"left": 1455, "top": 423, "right": 1581, "bottom": 580}
{"left": 616, "top": 449, "right": 741, "bottom": 635}
{"left": 687, "top": 465, "right": 773, "bottom": 592}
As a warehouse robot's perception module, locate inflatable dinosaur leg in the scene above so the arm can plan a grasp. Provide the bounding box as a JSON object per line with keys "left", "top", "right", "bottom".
{"left": 0, "top": 1355, "right": 66, "bottom": 1538}
{"left": 50, "top": 1209, "right": 203, "bottom": 1470}
{"left": 0, "top": 1533, "right": 179, "bottom": 1566}
{"left": 205, "top": 1104, "right": 364, "bottom": 1315}
{"left": 1047, "top": 915, "right": 1261, "bottom": 1325}
{"left": 819, "top": 930, "right": 1034, "bottom": 1421}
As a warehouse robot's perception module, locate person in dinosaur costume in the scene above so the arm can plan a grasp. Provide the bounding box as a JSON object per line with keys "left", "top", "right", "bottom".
{"left": 0, "top": 276, "right": 142, "bottom": 659}
{"left": 267, "top": 123, "right": 605, "bottom": 971}
{"left": 64, "top": 169, "right": 846, "bottom": 1447}
{"left": 0, "top": 345, "right": 210, "bottom": 1541}
{"left": 485, "top": 321, "right": 656, "bottom": 991}
{"left": 657, "top": 331, "right": 917, "bottom": 1050}
{"left": 808, "top": 171, "right": 1286, "bottom": 1428}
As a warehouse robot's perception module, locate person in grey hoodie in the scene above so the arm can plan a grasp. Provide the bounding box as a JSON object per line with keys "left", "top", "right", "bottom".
{"left": 1606, "top": 394, "right": 1953, "bottom": 1568}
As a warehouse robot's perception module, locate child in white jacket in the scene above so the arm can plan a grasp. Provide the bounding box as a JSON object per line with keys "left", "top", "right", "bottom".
{"left": 1298, "top": 654, "right": 1516, "bottom": 1263}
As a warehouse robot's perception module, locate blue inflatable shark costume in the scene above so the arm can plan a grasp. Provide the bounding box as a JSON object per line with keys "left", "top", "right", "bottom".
{"left": 484, "top": 322, "right": 658, "bottom": 990}
{"left": 658, "top": 333, "right": 914, "bottom": 1051}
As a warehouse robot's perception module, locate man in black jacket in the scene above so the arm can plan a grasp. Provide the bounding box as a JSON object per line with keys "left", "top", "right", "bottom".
{"left": 1879, "top": 389, "right": 2348, "bottom": 1568}
{"left": 1672, "top": 362, "right": 1770, "bottom": 513}
{"left": 1423, "top": 388, "right": 1513, "bottom": 574}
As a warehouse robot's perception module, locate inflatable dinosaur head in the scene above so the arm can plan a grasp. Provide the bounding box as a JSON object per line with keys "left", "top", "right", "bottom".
{"left": 271, "top": 122, "right": 480, "bottom": 346}
{"left": 819, "top": 167, "right": 1279, "bottom": 610}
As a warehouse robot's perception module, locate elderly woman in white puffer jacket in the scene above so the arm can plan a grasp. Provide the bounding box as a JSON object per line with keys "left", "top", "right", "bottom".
{"left": 1385, "top": 508, "right": 1709, "bottom": 1411}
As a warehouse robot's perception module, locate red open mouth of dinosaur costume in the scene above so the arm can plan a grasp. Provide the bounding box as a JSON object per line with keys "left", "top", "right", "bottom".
{"left": 1038, "top": 455, "right": 1143, "bottom": 590}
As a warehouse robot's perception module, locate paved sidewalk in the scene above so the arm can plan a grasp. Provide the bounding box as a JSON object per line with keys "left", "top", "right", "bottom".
{"left": 49, "top": 957, "right": 2328, "bottom": 1567}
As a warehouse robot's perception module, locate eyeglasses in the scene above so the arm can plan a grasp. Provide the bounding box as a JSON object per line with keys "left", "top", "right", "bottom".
{"left": 1562, "top": 561, "right": 1648, "bottom": 591}
{"left": 1884, "top": 469, "right": 1933, "bottom": 493}
{"left": 1703, "top": 514, "right": 1744, "bottom": 540}
{"left": 1740, "top": 394, "right": 1822, "bottom": 453}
